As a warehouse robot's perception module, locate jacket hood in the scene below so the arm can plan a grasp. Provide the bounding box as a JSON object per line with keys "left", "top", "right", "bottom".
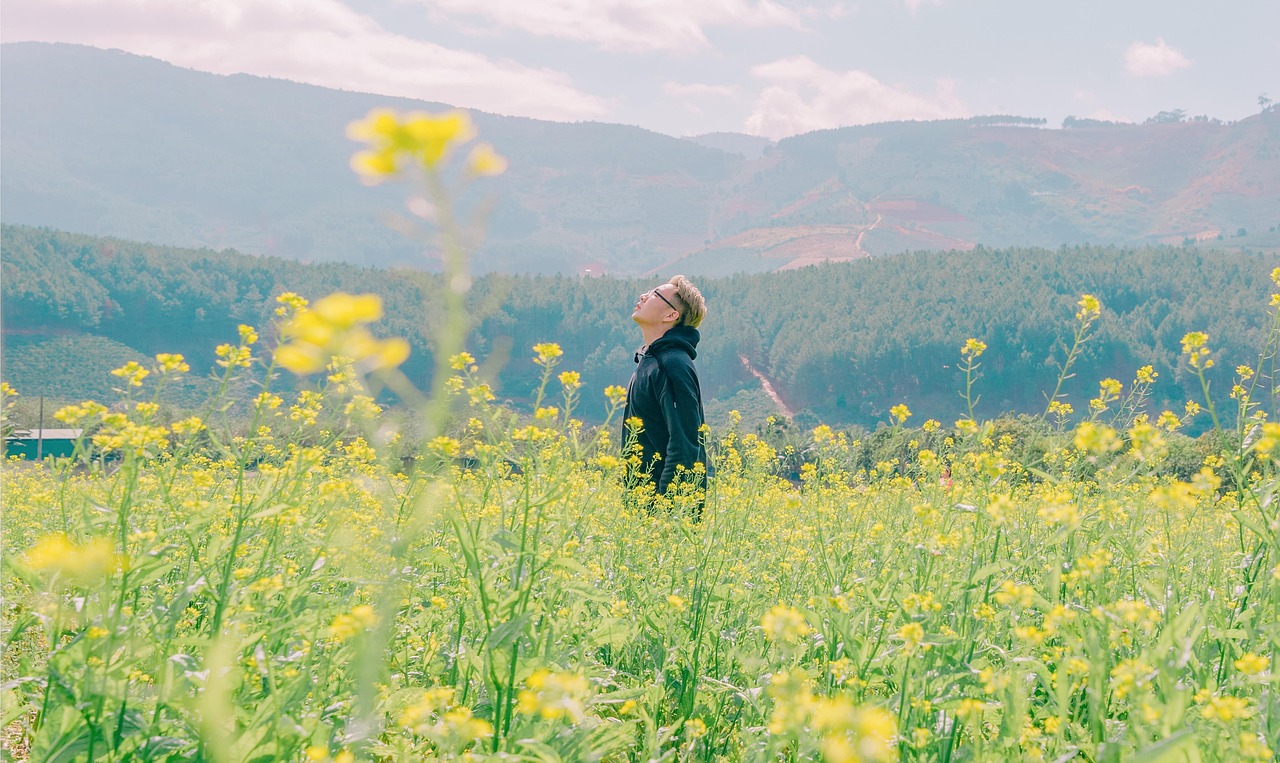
{"left": 645, "top": 325, "right": 700, "bottom": 361}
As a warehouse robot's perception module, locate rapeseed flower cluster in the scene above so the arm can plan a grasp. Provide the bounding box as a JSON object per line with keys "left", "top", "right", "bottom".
{"left": 346, "top": 108, "right": 505, "bottom": 181}
{"left": 275, "top": 293, "right": 410, "bottom": 375}
{"left": 516, "top": 669, "right": 590, "bottom": 722}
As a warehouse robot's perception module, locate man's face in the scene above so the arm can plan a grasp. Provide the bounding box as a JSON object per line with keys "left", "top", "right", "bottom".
{"left": 632, "top": 284, "right": 682, "bottom": 327}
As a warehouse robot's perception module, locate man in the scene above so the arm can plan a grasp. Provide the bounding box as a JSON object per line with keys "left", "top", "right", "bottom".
{"left": 622, "top": 274, "right": 709, "bottom": 515}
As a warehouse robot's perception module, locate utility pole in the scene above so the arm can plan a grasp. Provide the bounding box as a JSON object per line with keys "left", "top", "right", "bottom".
{"left": 37, "top": 395, "right": 44, "bottom": 460}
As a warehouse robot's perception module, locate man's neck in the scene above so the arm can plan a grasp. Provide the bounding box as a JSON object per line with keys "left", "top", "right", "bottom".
{"left": 639, "top": 323, "right": 673, "bottom": 348}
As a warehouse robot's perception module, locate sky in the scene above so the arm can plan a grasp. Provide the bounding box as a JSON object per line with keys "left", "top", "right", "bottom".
{"left": 4, "top": 0, "right": 1278, "bottom": 140}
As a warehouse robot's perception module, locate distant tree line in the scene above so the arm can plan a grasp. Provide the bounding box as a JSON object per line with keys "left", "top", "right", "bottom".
{"left": 3, "top": 225, "right": 1276, "bottom": 429}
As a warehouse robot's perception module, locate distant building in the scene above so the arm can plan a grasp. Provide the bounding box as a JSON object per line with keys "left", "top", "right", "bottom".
{"left": 4, "top": 428, "right": 83, "bottom": 459}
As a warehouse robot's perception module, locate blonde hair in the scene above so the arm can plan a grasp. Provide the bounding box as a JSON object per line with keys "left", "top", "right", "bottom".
{"left": 668, "top": 274, "right": 706, "bottom": 328}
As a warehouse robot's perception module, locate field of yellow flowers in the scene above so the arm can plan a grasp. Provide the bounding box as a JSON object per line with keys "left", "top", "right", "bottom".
{"left": 4, "top": 278, "right": 1280, "bottom": 763}
{"left": 4, "top": 110, "right": 1280, "bottom": 762}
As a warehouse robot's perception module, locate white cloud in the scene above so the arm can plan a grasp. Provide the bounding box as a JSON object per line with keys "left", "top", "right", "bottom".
{"left": 412, "top": 0, "right": 805, "bottom": 52}
{"left": 662, "top": 81, "right": 740, "bottom": 99}
{"left": 744, "top": 56, "right": 965, "bottom": 138}
{"left": 1, "top": 0, "right": 610, "bottom": 121}
{"left": 1124, "top": 38, "right": 1191, "bottom": 77}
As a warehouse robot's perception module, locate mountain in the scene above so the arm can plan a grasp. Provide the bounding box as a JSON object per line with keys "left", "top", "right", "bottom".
{"left": 3, "top": 42, "right": 1278, "bottom": 277}
{"left": 0, "top": 43, "right": 735, "bottom": 276}
{"left": 683, "top": 132, "right": 774, "bottom": 160}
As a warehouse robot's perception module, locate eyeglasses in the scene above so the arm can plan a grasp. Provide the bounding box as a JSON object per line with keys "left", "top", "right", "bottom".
{"left": 647, "top": 288, "right": 682, "bottom": 316}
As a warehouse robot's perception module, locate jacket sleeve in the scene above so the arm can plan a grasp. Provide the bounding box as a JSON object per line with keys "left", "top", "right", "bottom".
{"left": 655, "top": 354, "right": 704, "bottom": 494}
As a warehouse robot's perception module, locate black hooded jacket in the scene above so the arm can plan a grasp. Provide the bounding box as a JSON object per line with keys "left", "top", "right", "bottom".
{"left": 621, "top": 325, "right": 709, "bottom": 495}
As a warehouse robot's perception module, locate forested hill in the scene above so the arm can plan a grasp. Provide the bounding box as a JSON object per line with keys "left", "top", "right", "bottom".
{"left": 4, "top": 225, "right": 1276, "bottom": 429}
{"left": 3, "top": 42, "right": 1278, "bottom": 278}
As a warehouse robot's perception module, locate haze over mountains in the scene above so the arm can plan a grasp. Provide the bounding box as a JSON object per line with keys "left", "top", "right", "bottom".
{"left": 3, "top": 42, "right": 1278, "bottom": 277}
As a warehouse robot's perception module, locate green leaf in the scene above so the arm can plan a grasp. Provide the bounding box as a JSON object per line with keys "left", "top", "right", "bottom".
{"left": 250, "top": 503, "right": 290, "bottom": 520}
{"left": 491, "top": 529, "right": 523, "bottom": 552}
{"left": 1129, "top": 729, "right": 1199, "bottom": 763}
{"left": 589, "top": 617, "right": 638, "bottom": 648}
{"left": 30, "top": 706, "right": 92, "bottom": 763}
{"left": 487, "top": 613, "right": 531, "bottom": 650}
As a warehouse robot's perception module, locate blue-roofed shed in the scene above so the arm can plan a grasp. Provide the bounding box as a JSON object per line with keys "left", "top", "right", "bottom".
{"left": 4, "top": 428, "right": 83, "bottom": 459}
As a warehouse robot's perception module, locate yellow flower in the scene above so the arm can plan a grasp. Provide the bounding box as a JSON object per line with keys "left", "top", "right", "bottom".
{"left": 325, "top": 298, "right": 382, "bottom": 331}
{"left": 347, "top": 108, "right": 478, "bottom": 180}
{"left": 558, "top": 371, "right": 581, "bottom": 390}
{"left": 1240, "top": 732, "right": 1273, "bottom": 761}
{"left": 155, "top": 353, "right": 190, "bottom": 373}
{"left": 1149, "top": 483, "right": 1196, "bottom": 515}
{"left": 604, "top": 385, "right": 627, "bottom": 404}
{"left": 403, "top": 110, "right": 476, "bottom": 166}
{"left": 994, "top": 580, "right": 1036, "bottom": 607}
{"left": 766, "top": 669, "right": 815, "bottom": 734}
{"left": 1076, "top": 294, "right": 1101, "bottom": 319}
{"left": 24, "top": 534, "right": 117, "bottom": 584}
{"left": 328, "top": 604, "right": 377, "bottom": 641}
{"left": 1047, "top": 400, "right": 1073, "bottom": 418}
{"left": 810, "top": 697, "right": 896, "bottom": 763}
{"left": 1200, "top": 695, "right": 1252, "bottom": 722}
{"left": 1181, "top": 332, "right": 1214, "bottom": 369}
{"left": 1110, "top": 657, "right": 1153, "bottom": 698}
{"left": 956, "top": 698, "right": 988, "bottom": 722}
{"left": 516, "top": 669, "right": 590, "bottom": 722}
{"left": 1074, "top": 422, "right": 1121, "bottom": 454}
{"left": 985, "top": 495, "right": 1014, "bottom": 525}
{"left": 811, "top": 424, "right": 835, "bottom": 443}
{"left": 466, "top": 142, "right": 507, "bottom": 176}
{"left": 428, "top": 437, "right": 461, "bottom": 458}
{"left": 111, "top": 361, "right": 149, "bottom": 387}
{"left": 897, "top": 622, "right": 924, "bottom": 651}
{"left": 215, "top": 343, "right": 252, "bottom": 369}
{"left": 275, "top": 291, "right": 309, "bottom": 315}
{"left": 171, "top": 416, "right": 206, "bottom": 436}
{"left": 961, "top": 338, "right": 987, "bottom": 358}
{"left": 1234, "top": 653, "right": 1269, "bottom": 675}
{"left": 533, "top": 342, "right": 564, "bottom": 366}
{"left": 889, "top": 404, "right": 911, "bottom": 425}
{"left": 761, "top": 604, "right": 811, "bottom": 644}
{"left": 276, "top": 293, "right": 409, "bottom": 375}
{"left": 1127, "top": 423, "right": 1166, "bottom": 461}
{"left": 400, "top": 686, "right": 458, "bottom": 729}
